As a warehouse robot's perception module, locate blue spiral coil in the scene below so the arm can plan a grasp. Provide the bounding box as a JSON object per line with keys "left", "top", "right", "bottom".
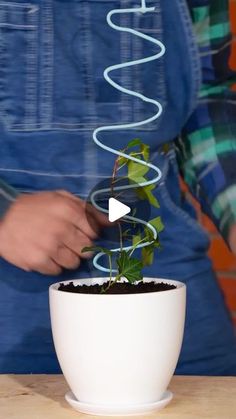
{"left": 91, "top": 0, "right": 166, "bottom": 273}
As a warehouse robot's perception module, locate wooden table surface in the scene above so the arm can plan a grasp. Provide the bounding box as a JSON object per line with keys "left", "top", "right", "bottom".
{"left": 0, "top": 375, "right": 235, "bottom": 419}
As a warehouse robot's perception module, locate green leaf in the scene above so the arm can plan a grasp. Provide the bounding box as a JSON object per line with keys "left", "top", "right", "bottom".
{"left": 136, "top": 187, "right": 147, "bottom": 200}
{"left": 127, "top": 138, "right": 142, "bottom": 148}
{"left": 144, "top": 227, "right": 155, "bottom": 242}
{"left": 127, "top": 160, "right": 149, "bottom": 182}
{"left": 149, "top": 216, "right": 164, "bottom": 233}
{"left": 130, "top": 176, "right": 147, "bottom": 188}
{"left": 117, "top": 139, "right": 143, "bottom": 167}
{"left": 136, "top": 184, "right": 160, "bottom": 208}
{"left": 146, "top": 191, "right": 159, "bottom": 208}
{"left": 118, "top": 156, "right": 128, "bottom": 166}
{"left": 82, "top": 246, "right": 113, "bottom": 256}
{"left": 141, "top": 143, "right": 150, "bottom": 161}
{"left": 144, "top": 186, "right": 160, "bottom": 208}
{"left": 132, "top": 232, "right": 142, "bottom": 246}
{"left": 141, "top": 232, "right": 161, "bottom": 266}
{"left": 141, "top": 245, "right": 154, "bottom": 266}
{"left": 116, "top": 251, "right": 143, "bottom": 283}
{"left": 144, "top": 226, "right": 161, "bottom": 246}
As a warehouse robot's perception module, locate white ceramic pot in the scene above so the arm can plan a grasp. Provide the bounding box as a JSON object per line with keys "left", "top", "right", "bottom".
{"left": 49, "top": 277, "right": 186, "bottom": 413}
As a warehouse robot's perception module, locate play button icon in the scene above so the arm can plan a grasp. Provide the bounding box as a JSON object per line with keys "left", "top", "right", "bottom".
{"left": 108, "top": 198, "right": 131, "bottom": 223}
{"left": 85, "top": 176, "right": 151, "bottom": 245}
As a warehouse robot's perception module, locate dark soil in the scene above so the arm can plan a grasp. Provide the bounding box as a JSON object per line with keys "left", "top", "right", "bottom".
{"left": 58, "top": 281, "right": 176, "bottom": 295}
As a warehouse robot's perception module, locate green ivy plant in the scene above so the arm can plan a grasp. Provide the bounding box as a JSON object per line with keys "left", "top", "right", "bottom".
{"left": 82, "top": 139, "right": 164, "bottom": 293}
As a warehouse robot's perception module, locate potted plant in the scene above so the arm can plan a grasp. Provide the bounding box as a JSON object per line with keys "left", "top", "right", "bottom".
{"left": 49, "top": 140, "right": 186, "bottom": 416}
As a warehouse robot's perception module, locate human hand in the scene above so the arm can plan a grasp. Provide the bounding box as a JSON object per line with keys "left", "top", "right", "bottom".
{"left": 0, "top": 190, "right": 109, "bottom": 275}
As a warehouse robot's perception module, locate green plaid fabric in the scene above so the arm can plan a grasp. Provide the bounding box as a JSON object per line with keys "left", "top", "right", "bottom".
{"left": 176, "top": 0, "right": 236, "bottom": 242}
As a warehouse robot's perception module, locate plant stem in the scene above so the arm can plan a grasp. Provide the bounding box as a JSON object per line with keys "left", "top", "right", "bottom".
{"left": 100, "top": 273, "right": 122, "bottom": 294}
{"left": 130, "top": 152, "right": 143, "bottom": 157}
{"left": 101, "top": 253, "right": 113, "bottom": 294}
{"left": 118, "top": 222, "right": 123, "bottom": 251}
{"left": 108, "top": 254, "right": 112, "bottom": 283}
{"left": 111, "top": 155, "right": 121, "bottom": 197}
{"left": 129, "top": 236, "right": 147, "bottom": 257}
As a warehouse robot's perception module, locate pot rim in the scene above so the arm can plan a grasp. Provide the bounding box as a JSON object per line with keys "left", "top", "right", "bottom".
{"left": 49, "top": 277, "right": 186, "bottom": 297}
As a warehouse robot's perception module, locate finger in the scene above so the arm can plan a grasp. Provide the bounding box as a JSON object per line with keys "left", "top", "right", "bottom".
{"left": 53, "top": 193, "right": 99, "bottom": 240}
{"left": 32, "top": 258, "right": 62, "bottom": 276}
{"left": 56, "top": 190, "right": 110, "bottom": 226}
{"left": 6, "top": 249, "right": 62, "bottom": 276}
{"left": 55, "top": 191, "right": 111, "bottom": 238}
{"left": 62, "top": 227, "right": 94, "bottom": 259}
{"left": 72, "top": 208, "right": 100, "bottom": 240}
{"left": 86, "top": 202, "right": 111, "bottom": 227}
{"left": 56, "top": 190, "right": 79, "bottom": 201}
{"left": 52, "top": 245, "right": 81, "bottom": 270}
{"left": 68, "top": 198, "right": 105, "bottom": 237}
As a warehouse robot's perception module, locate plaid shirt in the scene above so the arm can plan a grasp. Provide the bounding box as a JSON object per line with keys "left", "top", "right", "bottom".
{"left": 177, "top": 0, "right": 236, "bottom": 242}
{"left": 0, "top": 0, "right": 235, "bottom": 244}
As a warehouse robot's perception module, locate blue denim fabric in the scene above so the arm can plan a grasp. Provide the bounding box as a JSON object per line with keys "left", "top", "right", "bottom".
{"left": 0, "top": 0, "right": 235, "bottom": 374}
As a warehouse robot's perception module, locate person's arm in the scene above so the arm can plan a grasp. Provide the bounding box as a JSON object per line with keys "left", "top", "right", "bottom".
{"left": 0, "top": 190, "right": 110, "bottom": 274}
{"left": 0, "top": 179, "right": 18, "bottom": 218}
{"left": 176, "top": 0, "right": 236, "bottom": 247}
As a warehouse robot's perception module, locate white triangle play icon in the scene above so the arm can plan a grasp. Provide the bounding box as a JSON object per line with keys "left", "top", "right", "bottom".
{"left": 108, "top": 197, "right": 131, "bottom": 222}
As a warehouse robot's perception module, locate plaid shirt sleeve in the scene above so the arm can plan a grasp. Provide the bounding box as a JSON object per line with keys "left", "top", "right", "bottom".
{"left": 0, "top": 179, "right": 18, "bottom": 219}
{"left": 176, "top": 0, "right": 236, "bottom": 243}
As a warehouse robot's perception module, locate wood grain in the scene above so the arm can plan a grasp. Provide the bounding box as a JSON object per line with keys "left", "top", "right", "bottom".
{"left": 0, "top": 375, "right": 235, "bottom": 419}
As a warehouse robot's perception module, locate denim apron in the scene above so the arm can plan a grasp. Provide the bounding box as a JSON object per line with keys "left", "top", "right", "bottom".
{"left": 0, "top": 0, "right": 235, "bottom": 374}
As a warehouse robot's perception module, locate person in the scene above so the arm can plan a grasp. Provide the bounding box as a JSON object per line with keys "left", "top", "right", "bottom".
{"left": 0, "top": 0, "right": 235, "bottom": 375}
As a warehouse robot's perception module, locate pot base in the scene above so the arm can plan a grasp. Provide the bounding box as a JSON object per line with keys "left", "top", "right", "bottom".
{"left": 65, "top": 390, "right": 173, "bottom": 416}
